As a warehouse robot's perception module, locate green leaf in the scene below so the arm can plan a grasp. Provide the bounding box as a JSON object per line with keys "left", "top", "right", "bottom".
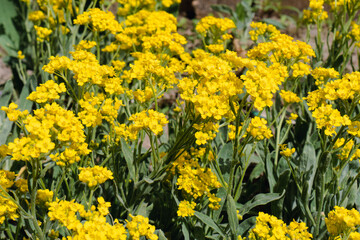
{"left": 193, "top": 226, "right": 206, "bottom": 240}
{"left": 156, "top": 229, "right": 168, "bottom": 240}
{"left": 194, "top": 212, "right": 226, "bottom": 238}
{"left": 238, "top": 190, "right": 285, "bottom": 216}
{"left": 300, "top": 142, "right": 317, "bottom": 174}
{"left": 120, "top": 138, "right": 136, "bottom": 181}
{"left": 238, "top": 216, "right": 256, "bottom": 236}
{"left": 182, "top": 223, "right": 190, "bottom": 240}
{"left": 0, "top": 80, "right": 13, "bottom": 120}
{"left": 0, "top": 118, "right": 13, "bottom": 145}
{"left": 249, "top": 162, "right": 264, "bottom": 182}
{"left": 266, "top": 153, "right": 276, "bottom": 192}
{"left": 18, "top": 80, "right": 33, "bottom": 112}
{"left": 271, "top": 169, "right": 290, "bottom": 217}
{"left": 226, "top": 194, "right": 238, "bottom": 236}
{"left": 217, "top": 142, "right": 233, "bottom": 161}
{"left": 0, "top": 0, "right": 19, "bottom": 54}
{"left": 211, "top": 4, "right": 234, "bottom": 16}
{"left": 262, "top": 19, "right": 286, "bottom": 29}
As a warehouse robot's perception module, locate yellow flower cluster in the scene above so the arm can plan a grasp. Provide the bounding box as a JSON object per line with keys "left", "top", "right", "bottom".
{"left": 312, "top": 104, "right": 351, "bottom": 136}
{"left": 311, "top": 67, "right": 339, "bottom": 86}
{"left": 117, "top": 0, "right": 156, "bottom": 16}
{"left": 242, "top": 62, "right": 288, "bottom": 110}
{"left": 348, "top": 121, "right": 360, "bottom": 138}
{"left": 15, "top": 178, "right": 28, "bottom": 193}
{"left": 27, "top": 80, "right": 66, "bottom": 103}
{"left": 334, "top": 138, "right": 360, "bottom": 161}
{"left": 173, "top": 151, "right": 222, "bottom": 210}
{"left": 195, "top": 16, "right": 235, "bottom": 38}
{"left": 115, "top": 10, "right": 178, "bottom": 50}
{"left": 246, "top": 117, "right": 273, "bottom": 141}
{"left": 0, "top": 196, "right": 19, "bottom": 224}
{"left": 74, "top": 8, "right": 122, "bottom": 34}
{"left": 74, "top": 40, "right": 97, "bottom": 51}
{"left": 177, "top": 200, "right": 196, "bottom": 217}
{"left": 36, "top": 189, "right": 54, "bottom": 205}
{"left": 249, "top": 22, "right": 280, "bottom": 41}
{"left": 0, "top": 170, "right": 15, "bottom": 191}
{"left": 78, "top": 166, "right": 114, "bottom": 188}
{"left": 303, "top": 0, "right": 328, "bottom": 23}
{"left": 78, "top": 93, "right": 123, "bottom": 127}
{"left": 44, "top": 50, "right": 125, "bottom": 97}
{"left": 48, "top": 197, "right": 129, "bottom": 239}
{"left": 349, "top": 21, "right": 360, "bottom": 48}
{"left": 5, "top": 102, "right": 90, "bottom": 165}
{"left": 248, "top": 212, "right": 312, "bottom": 239}
{"left": 1, "top": 103, "right": 29, "bottom": 122}
{"left": 126, "top": 214, "right": 158, "bottom": 240}
{"left": 325, "top": 206, "right": 360, "bottom": 238}
{"left": 124, "top": 51, "right": 183, "bottom": 89}
{"left": 306, "top": 71, "right": 360, "bottom": 136}
{"left": 0, "top": 170, "right": 18, "bottom": 224}
{"left": 247, "top": 32, "right": 315, "bottom": 65}
{"left": 28, "top": 10, "right": 46, "bottom": 22}
{"left": 117, "top": 0, "right": 180, "bottom": 16}
{"left": 17, "top": 50, "right": 25, "bottom": 60}
{"left": 291, "top": 62, "right": 312, "bottom": 77}
{"left": 179, "top": 49, "right": 246, "bottom": 123}
{"left": 280, "top": 90, "right": 302, "bottom": 104}
{"left": 228, "top": 124, "right": 242, "bottom": 141}
{"left": 279, "top": 144, "right": 296, "bottom": 157}
{"left": 34, "top": 26, "right": 52, "bottom": 42}
{"left": 327, "top": 0, "right": 360, "bottom": 12}
{"left": 120, "top": 109, "right": 168, "bottom": 139}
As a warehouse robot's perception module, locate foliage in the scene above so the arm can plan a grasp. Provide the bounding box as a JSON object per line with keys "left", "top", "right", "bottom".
{"left": 1, "top": 0, "right": 360, "bottom": 239}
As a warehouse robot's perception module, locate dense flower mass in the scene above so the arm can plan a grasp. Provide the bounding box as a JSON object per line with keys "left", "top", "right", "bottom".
{"left": 79, "top": 166, "right": 114, "bottom": 188}
{"left": 248, "top": 212, "right": 312, "bottom": 239}
{"left": 27, "top": 80, "right": 66, "bottom": 103}
{"left": 177, "top": 200, "right": 196, "bottom": 217}
{"left": 4, "top": 0, "right": 360, "bottom": 239}
{"left": 48, "top": 197, "right": 128, "bottom": 239}
{"left": 246, "top": 117, "right": 273, "bottom": 140}
{"left": 325, "top": 206, "right": 360, "bottom": 238}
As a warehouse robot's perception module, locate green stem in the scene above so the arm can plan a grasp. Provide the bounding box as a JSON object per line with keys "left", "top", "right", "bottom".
{"left": 274, "top": 109, "right": 287, "bottom": 168}
{"left": 30, "top": 160, "right": 45, "bottom": 240}
{"left": 234, "top": 143, "right": 257, "bottom": 201}
{"left": 314, "top": 173, "right": 326, "bottom": 237}
{"left": 5, "top": 219, "right": 14, "bottom": 240}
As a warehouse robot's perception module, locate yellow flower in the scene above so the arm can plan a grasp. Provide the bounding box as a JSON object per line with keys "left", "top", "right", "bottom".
{"left": 280, "top": 90, "right": 301, "bottom": 104}
{"left": 17, "top": 50, "right": 25, "bottom": 60}
{"left": 127, "top": 109, "right": 168, "bottom": 139}
{"left": 312, "top": 104, "right": 351, "bottom": 136}
{"left": 177, "top": 200, "right": 196, "bottom": 217}
{"left": 286, "top": 113, "right": 298, "bottom": 124}
{"left": 246, "top": 117, "right": 273, "bottom": 140}
{"left": 1, "top": 102, "right": 29, "bottom": 122}
{"left": 280, "top": 147, "right": 295, "bottom": 158}
{"left": 325, "top": 206, "right": 360, "bottom": 237}
{"left": 249, "top": 22, "right": 280, "bottom": 41}
{"left": 27, "top": 80, "right": 66, "bottom": 103}
{"left": 74, "top": 8, "right": 122, "bottom": 34}
{"left": 79, "top": 166, "right": 114, "bottom": 188}
{"left": 36, "top": 189, "right": 54, "bottom": 205}
{"left": 34, "top": 26, "right": 52, "bottom": 42}
{"left": 196, "top": 16, "right": 235, "bottom": 38}
{"left": 0, "top": 196, "right": 19, "bottom": 224}
{"left": 126, "top": 214, "right": 158, "bottom": 240}
{"left": 15, "top": 179, "right": 28, "bottom": 193}
{"left": 248, "top": 212, "right": 312, "bottom": 239}
{"left": 28, "top": 10, "right": 46, "bottom": 22}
